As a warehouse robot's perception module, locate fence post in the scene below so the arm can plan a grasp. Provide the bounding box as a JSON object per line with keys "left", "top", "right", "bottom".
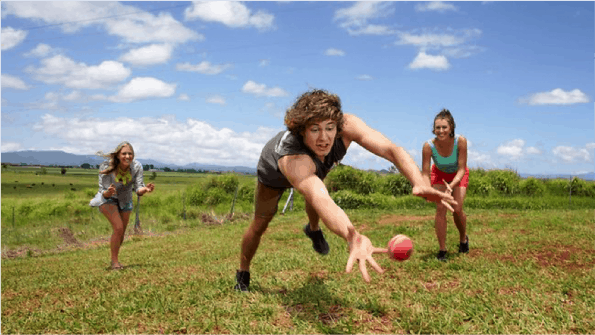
{"left": 230, "top": 185, "right": 239, "bottom": 215}
{"left": 281, "top": 188, "right": 294, "bottom": 215}
{"left": 134, "top": 193, "right": 141, "bottom": 231}
{"left": 182, "top": 191, "right": 186, "bottom": 220}
{"left": 568, "top": 175, "right": 572, "bottom": 209}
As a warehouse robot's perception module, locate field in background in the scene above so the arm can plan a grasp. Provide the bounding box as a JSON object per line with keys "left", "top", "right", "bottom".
{"left": 2, "top": 165, "right": 594, "bottom": 252}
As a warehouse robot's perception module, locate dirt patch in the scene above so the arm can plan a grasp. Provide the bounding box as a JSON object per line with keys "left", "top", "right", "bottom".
{"left": 201, "top": 212, "right": 251, "bottom": 225}
{"left": 378, "top": 215, "right": 433, "bottom": 225}
{"left": 481, "top": 243, "right": 593, "bottom": 271}
{"left": 1, "top": 246, "right": 43, "bottom": 259}
{"left": 318, "top": 305, "right": 344, "bottom": 325}
{"left": 422, "top": 280, "right": 461, "bottom": 292}
{"left": 57, "top": 227, "right": 82, "bottom": 246}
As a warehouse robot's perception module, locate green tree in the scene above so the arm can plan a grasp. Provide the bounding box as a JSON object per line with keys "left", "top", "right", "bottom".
{"left": 81, "top": 163, "right": 91, "bottom": 169}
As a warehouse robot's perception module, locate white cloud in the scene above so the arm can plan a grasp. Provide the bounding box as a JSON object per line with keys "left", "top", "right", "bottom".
{"left": 525, "top": 146, "right": 542, "bottom": 155}
{"left": 3, "top": 2, "right": 201, "bottom": 44}
{"left": 120, "top": 44, "right": 174, "bottom": 66}
{"left": 520, "top": 88, "right": 589, "bottom": 105}
{"left": 415, "top": 1, "right": 458, "bottom": 13}
{"left": 348, "top": 24, "right": 395, "bottom": 36}
{"left": 468, "top": 149, "right": 493, "bottom": 167}
{"left": 241, "top": 80, "right": 289, "bottom": 97}
{"left": 334, "top": 2, "right": 395, "bottom": 36}
{"left": 1, "top": 142, "right": 24, "bottom": 152}
{"left": 31, "top": 114, "right": 280, "bottom": 166}
{"left": 1, "top": 74, "right": 31, "bottom": 90}
{"left": 553, "top": 145, "right": 592, "bottom": 163}
{"left": 356, "top": 75, "right": 373, "bottom": 81}
{"left": 1, "top": 27, "right": 27, "bottom": 50}
{"left": 176, "top": 61, "right": 233, "bottom": 75}
{"left": 324, "top": 48, "right": 345, "bottom": 56}
{"left": 26, "top": 55, "right": 131, "bottom": 89}
{"left": 206, "top": 95, "right": 226, "bottom": 105}
{"left": 24, "top": 43, "right": 54, "bottom": 58}
{"left": 63, "top": 91, "right": 83, "bottom": 101}
{"left": 409, "top": 51, "right": 450, "bottom": 71}
{"left": 184, "top": 1, "right": 275, "bottom": 31}
{"left": 497, "top": 139, "right": 526, "bottom": 159}
{"left": 259, "top": 59, "right": 270, "bottom": 67}
{"left": 178, "top": 94, "right": 190, "bottom": 101}
{"left": 396, "top": 29, "right": 481, "bottom": 48}
{"left": 342, "top": 142, "right": 384, "bottom": 170}
{"left": 110, "top": 77, "right": 177, "bottom": 103}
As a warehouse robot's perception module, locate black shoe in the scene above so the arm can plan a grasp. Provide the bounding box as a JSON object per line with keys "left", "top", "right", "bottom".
{"left": 234, "top": 270, "right": 250, "bottom": 292}
{"left": 304, "top": 223, "right": 330, "bottom": 255}
{"left": 437, "top": 250, "right": 448, "bottom": 261}
{"left": 459, "top": 235, "right": 469, "bottom": 254}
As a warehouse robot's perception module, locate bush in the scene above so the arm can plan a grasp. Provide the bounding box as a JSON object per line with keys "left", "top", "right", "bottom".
{"left": 206, "top": 174, "right": 239, "bottom": 194}
{"left": 326, "top": 165, "right": 379, "bottom": 195}
{"left": 187, "top": 185, "right": 206, "bottom": 206}
{"left": 331, "top": 190, "right": 371, "bottom": 209}
{"left": 204, "top": 187, "right": 231, "bottom": 206}
{"left": 237, "top": 184, "right": 255, "bottom": 202}
{"left": 486, "top": 169, "right": 520, "bottom": 196}
{"left": 519, "top": 178, "right": 546, "bottom": 196}
{"left": 545, "top": 179, "right": 568, "bottom": 196}
{"left": 379, "top": 173, "right": 412, "bottom": 196}
{"left": 467, "top": 175, "right": 494, "bottom": 196}
{"left": 569, "top": 177, "right": 594, "bottom": 197}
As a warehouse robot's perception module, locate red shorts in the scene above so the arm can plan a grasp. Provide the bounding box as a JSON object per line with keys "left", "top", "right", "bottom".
{"left": 431, "top": 165, "right": 469, "bottom": 188}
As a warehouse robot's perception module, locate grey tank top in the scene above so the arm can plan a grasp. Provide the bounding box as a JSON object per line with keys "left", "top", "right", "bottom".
{"left": 257, "top": 130, "right": 347, "bottom": 189}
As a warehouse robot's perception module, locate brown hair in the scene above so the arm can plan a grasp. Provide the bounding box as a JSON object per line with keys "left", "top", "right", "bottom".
{"left": 432, "top": 109, "right": 456, "bottom": 138}
{"left": 284, "top": 89, "right": 344, "bottom": 137}
{"left": 97, "top": 141, "right": 135, "bottom": 175}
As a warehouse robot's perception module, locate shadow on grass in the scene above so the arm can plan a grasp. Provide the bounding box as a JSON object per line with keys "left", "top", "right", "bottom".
{"left": 253, "top": 274, "right": 389, "bottom": 333}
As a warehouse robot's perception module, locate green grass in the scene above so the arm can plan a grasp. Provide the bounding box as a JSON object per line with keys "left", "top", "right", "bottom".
{"left": 2, "top": 208, "right": 594, "bottom": 334}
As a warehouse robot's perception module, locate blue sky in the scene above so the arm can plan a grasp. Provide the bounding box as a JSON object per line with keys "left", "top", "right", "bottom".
{"left": 1, "top": 1, "right": 593, "bottom": 175}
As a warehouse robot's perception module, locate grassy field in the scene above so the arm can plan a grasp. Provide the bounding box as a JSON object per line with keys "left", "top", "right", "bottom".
{"left": 2, "top": 166, "right": 594, "bottom": 333}
{"left": 2, "top": 208, "right": 594, "bottom": 334}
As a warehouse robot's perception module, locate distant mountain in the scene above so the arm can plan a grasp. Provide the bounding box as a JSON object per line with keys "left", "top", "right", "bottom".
{"left": 519, "top": 172, "right": 594, "bottom": 181}
{"left": 1, "top": 150, "right": 257, "bottom": 174}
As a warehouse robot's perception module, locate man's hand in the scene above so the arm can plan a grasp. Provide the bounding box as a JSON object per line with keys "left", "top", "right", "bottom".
{"left": 412, "top": 185, "right": 457, "bottom": 212}
{"left": 345, "top": 226, "right": 388, "bottom": 283}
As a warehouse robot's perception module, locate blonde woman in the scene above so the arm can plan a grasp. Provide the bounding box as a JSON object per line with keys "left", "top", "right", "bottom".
{"left": 89, "top": 141, "right": 155, "bottom": 269}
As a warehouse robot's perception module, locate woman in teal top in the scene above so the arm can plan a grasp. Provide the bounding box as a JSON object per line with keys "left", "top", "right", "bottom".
{"left": 422, "top": 109, "right": 469, "bottom": 261}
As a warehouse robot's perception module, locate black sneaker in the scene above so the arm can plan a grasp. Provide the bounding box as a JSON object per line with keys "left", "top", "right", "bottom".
{"left": 303, "top": 223, "right": 330, "bottom": 255}
{"left": 437, "top": 250, "right": 448, "bottom": 261}
{"left": 459, "top": 235, "right": 469, "bottom": 254}
{"left": 234, "top": 270, "right": 250, "bottom": 292}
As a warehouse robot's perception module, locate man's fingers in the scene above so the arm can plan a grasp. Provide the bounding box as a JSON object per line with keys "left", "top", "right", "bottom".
{"left": 367, "top": 256, "right": 384, "bottom": 274}
{"left": 443, "top": 179, "right": 453, "bottom": 193}
{"left": 359, "top": 260, "right": 371, "bottom": 283}
{"left": 441, "top": 199, "right": 455, "bottom": 212}
{"left": 372, "top": 247, "right": 389, "bottom": 254}
{"left": 346, "top": 253, "right": 355, "bottom": 273}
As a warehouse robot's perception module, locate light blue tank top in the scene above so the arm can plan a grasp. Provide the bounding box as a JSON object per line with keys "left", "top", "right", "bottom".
{"left": 428, "top": 134, "right": 460, "bottom": 173}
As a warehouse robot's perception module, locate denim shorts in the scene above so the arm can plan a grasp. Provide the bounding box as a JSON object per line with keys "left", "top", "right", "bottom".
{"left": 101, "top": 198, "right": 134, "bottom": 213}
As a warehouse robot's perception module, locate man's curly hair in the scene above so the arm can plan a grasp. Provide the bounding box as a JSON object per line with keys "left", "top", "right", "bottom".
{"left": 284, "top": 89, "right": 344, "bottom": 136}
